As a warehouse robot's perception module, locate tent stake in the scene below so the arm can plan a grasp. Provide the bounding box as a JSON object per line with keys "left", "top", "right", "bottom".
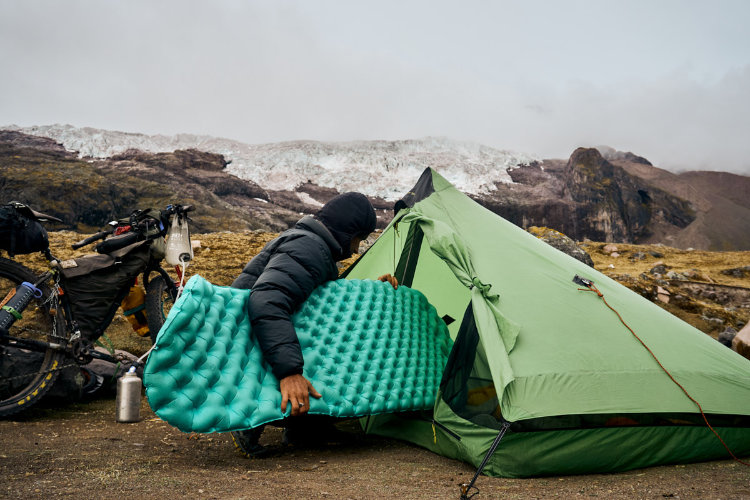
{"left": 459, "top": 421, "right": 510, "bottom": 499}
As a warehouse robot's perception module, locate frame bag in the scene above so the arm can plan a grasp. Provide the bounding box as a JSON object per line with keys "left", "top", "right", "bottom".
{"left": 57, "top": 240, "right": 152, "bottom": 342}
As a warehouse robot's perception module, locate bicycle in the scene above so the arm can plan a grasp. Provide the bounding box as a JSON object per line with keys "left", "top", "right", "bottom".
{"left": 0, "top": 203, "right": 194, "bottom": 417}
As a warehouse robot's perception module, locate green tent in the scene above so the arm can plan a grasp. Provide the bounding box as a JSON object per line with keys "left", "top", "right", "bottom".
{"left": 343, "top": 167, "right": 750, "bottom": 478}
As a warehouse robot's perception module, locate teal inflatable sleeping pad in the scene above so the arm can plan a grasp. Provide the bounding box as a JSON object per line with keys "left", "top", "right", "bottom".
{"left": 144, "top": 275, "right": 453, "bottom": 433}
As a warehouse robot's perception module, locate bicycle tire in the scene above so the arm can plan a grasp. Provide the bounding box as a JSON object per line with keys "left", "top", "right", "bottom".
{"left": 145, "top": 275, "right": 175, "bottom": 344}
{"left": 0, "top": 257, "right": 66, "bottom": 417}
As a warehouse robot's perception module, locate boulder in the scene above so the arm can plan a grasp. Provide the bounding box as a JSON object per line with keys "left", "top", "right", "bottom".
{"left": 666, "top": 270, "right": 687, "bottom": 281}
{"left": 526, "top": 226, "right": 595, "bottom": 267}
{"left": 718, "top": 327, "right": 737, "bottom": 348}
{"left": 732, "top": 324, "right": 750, "bottom": 360}
{"left": 630, "top": 252, "right": 647, "bottom": 261}
{"left": 650, "top": 264, "right": 668, "bottom": 276}
{"left": 720, "top": 266, "right": 750, "bottom": 278}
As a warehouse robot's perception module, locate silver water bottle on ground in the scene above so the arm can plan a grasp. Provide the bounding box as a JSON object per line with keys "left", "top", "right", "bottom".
{"left": 116, "top": 365, "right": 142, "bottom": 423}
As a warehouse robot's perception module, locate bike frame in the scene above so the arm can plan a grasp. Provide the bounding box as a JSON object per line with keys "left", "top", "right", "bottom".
{"left": 3, "top": 247, "right": 181, "bottom": 359}
{"left": 1, "top": 248, "right": 176, "bottom": 366}
{"left": 1, "top": 203, "right": 193, "bottom": 416}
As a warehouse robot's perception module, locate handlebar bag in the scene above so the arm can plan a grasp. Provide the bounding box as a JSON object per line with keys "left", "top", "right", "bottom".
{"left": 57, "top": 240, "right": 151, "bottom": 342}
{"left": 0, "top": 203, "right": 49, "bottom": 257}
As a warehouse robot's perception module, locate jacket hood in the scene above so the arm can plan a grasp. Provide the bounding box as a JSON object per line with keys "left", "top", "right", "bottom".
{"left": 315, "top": 192, "right": 377, "bottom": 260}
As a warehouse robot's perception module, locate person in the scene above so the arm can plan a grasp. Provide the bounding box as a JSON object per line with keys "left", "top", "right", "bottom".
{"left": 230, "top": 192, "right": 397, "bottom": 456}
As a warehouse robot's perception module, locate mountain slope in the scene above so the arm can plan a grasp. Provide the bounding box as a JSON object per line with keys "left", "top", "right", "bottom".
{"left": 611, "top": 158, "right": 750, "bottom": 250}
{"left": 3, "top": 125, "right": 749, "bottom": 250}
{"left": 0, "top": 131, "right": 297, "bottom": 232}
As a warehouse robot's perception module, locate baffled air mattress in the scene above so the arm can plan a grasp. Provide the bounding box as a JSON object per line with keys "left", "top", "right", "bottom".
{"left": 144, "top": 275, "right": 452, "bottom": 433}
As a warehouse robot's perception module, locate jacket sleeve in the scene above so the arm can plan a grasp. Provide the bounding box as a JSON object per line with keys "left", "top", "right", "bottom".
{"left": 247, "top": 233, "right": 336, "bottom": 379}
{"left": 231, "top": 237, "right": 281, "bottom": 290}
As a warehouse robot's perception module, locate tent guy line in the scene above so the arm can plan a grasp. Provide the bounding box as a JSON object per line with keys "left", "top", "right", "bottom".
{"left": 576, "top": 276, "right": 750, "bottom": 467}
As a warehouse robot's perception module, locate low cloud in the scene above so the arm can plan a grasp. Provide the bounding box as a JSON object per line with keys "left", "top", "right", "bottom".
{"left": 1, "top": 1, "right": 748, "bottom": 175}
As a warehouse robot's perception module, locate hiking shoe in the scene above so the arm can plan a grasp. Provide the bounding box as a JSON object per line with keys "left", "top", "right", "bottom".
{"left": 282, "top": 421, "right": 356, "bottom": 448}
{"left": 230, "top": 426, "right": 270, "bottom": 458}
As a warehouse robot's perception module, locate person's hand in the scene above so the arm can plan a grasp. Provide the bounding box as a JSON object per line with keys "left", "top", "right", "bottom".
{"left": 279, "top": 374, "right": 322, "bottom": 416}
{"left": 377, "top": 274, "right": 399, "bottom": 289}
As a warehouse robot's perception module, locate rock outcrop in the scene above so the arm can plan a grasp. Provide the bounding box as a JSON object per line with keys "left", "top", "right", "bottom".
{"left": 562, "top": 148, "right": 694, "bottom": 242}
{"left": 475, "top": 149, "right": 696, "bottom": 246}
{"left": 527, "top": 226, "right": 595, "bottom": 267}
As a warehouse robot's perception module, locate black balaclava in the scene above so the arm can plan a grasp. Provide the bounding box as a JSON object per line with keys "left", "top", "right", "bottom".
{"left": 315, "top": 192, "right": 376, "bottom": 260}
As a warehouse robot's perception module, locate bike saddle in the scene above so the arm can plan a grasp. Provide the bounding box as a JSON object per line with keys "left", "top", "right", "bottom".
{"left": 8, "top": 201, "right": 63, "bottom": 223}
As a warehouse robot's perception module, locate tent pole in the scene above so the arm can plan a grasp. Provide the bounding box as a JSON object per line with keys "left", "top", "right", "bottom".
{"left": 459, "top": 421, "right": 510, "bottom": 500}
{"left": 394, "top": 224, "right": 423, "bottom": 287}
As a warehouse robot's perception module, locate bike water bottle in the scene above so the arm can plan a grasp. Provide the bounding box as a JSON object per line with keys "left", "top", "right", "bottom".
{"left": 165, "top": 214, "right": 192, "bottom": 266}
{"left": 0, "top": 282, "right": 42, "bottom": 332}
{"left": 116, "top": 365, "right": 142, "bottom": 423}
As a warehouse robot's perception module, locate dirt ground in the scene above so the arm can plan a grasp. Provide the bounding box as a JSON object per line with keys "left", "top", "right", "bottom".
{"left": 2, "top": 232, "right": 750, "bottom": 499}
{"left": 2, "top": 396, "right": 749, "bottom": 500}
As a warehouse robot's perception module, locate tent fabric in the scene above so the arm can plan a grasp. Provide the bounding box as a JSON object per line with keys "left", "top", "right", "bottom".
{"left": 366, "top": 403, "right": 750, "bottom": 478}
{"left": 397, "top": 210, "right": 520, "bottom": 403}
{"left": 345, "top": 167, "right": 750, "bottom": 477}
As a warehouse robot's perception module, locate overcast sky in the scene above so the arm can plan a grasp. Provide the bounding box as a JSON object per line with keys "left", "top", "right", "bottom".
{"left": 2, "top": 0, "right": 749, "bottom": 174}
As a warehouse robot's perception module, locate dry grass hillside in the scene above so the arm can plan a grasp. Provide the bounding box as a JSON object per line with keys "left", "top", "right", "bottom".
{"left": 10, "top": 231, "right": 749, "bottom": 359}
{"left": 582, "top": 241, "right": 750, "bottom": 339}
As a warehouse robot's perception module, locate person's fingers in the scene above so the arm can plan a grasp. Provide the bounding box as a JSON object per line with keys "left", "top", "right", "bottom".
{"left": 280, "top": 376, "right": 321, "bottom": 416}
{"left": 377, "top": 274, "right": 399, "bottom": 289}
{"left": 293, "top": 392, "right": 309, "bottom": 415}
{"left": 307, "top": 380, "right": 322, "bottom": 399}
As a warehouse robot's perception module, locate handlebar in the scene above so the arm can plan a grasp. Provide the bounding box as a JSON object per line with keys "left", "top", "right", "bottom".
{"left": 72, "top": 230, "right": 113, "bottom": 250}
{"left": 162, "top": 204, "right": 194, "bottom": 218}
{"left": 94, "top": 231, "right": 141, "bottom": 254}
{"left": 72, "top": 204, "right": 195, "bottom": 251}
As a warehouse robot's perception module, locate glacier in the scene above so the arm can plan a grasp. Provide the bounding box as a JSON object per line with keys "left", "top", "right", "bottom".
{"left": 4, "top": 124, "right": 538, "bottom": 200}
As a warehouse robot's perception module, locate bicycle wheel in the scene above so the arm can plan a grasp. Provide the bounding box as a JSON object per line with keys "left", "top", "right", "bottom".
{"left": 0, "top": 257, "right": 66, "bottom": 417}
{"left": 145, "top": 275, "right": 175, "bottom": 344}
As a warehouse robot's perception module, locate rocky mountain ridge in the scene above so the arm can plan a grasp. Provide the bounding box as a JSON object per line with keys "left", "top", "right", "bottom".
{"left": 477, "top": 148, "right": 696, "bottom": 245}
{"left": 4, "top": 124, "right": 536, "bottom": 200}
{"left": 2, "top": 127, "right": 749, "bottom": 250}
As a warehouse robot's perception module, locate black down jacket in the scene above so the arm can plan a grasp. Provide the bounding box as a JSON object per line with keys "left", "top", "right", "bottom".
{"left": 231, "top": 216, "right": 341, "bottom": 379}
